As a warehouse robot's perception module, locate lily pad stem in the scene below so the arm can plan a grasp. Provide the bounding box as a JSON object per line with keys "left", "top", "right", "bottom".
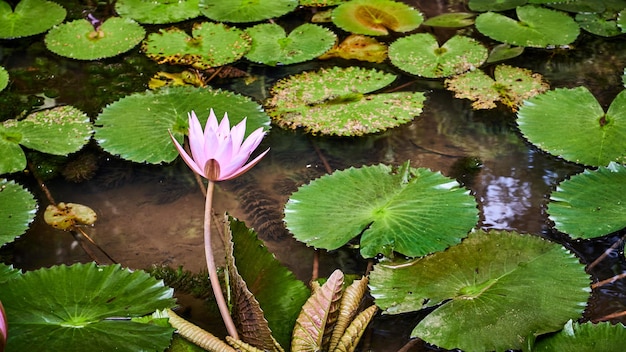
{"left": 205, "top": 180, "right": 239, "bottom": 339}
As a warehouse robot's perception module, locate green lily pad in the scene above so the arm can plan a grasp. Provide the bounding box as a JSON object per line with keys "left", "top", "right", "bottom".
{"left": 244, "top": 23, "right": 336, "bottom": 66}
{"left": 44, "top": 17, "right": 145, "bottom": 60}
{"left": 486, "top": 43, "right": 525, "bottom": 63}
{"left": 0, "top": 66, "right": 8, "bottom": 92}
{"left": 95, "top": 86, "right": 270, "bottom": 164}
{"left": 370, "top": 230, "right": 591, "bottom": 352}
{"left": 0, "top": 262, "right": 175, "bottom": 352}
{"left": 300, "top": 0, "right": 346, "bottom": 6}
{"left": 265, "top": 66, "right": 425, "bottom": 136}
{"left": 115, "top": 0, "right": 200, "bottom": 24}
{"left": 517, "top": 87, "right": 626, "bottom": 166}
{"left": 389, "top": 33, "right": 488, "bottom": 78}
{"left": 0, "top": 105, "right": 93, "bottom": 174}
{"left": 199, "top": 0, "right": 298, "bottom": 23}
{"left": 533, "top": 320, "right": 626, "bottom": 351}
{"left": 0, "top": 0, "right": 66, "bottom": 39}
{"left": 535, "top": 0, "right": 606, "bottom": 13}
{"left": 331, "top": 0, "right": 423, "bottom": 36}
{"left": 0, "top": 179, "right": 37, "bottom": 246}
{"left": 475, "top": 5, "right": 580, "bottom": 47}
{"left": 576, "top": 13, "right": 622, "bottom": 37}
{"left": 619, "top": 9, "right": 626, "bottom": 33}
{"left": 468, "top": 0, "right": 527, "bottom": 12}
{"left": 445, "top": 64, "right": 549, "bottom": 111}
{"left": 284, "top": 162, "right": 479, "bottom": 258}
{"left": 142, "top": 22, "right": 251, "bottom": 69}
{"left": 0, "top": 263, "right": 21, "bottom": 283}
{"left": 548, "top": 162, "right": 626, "bottom": 239}
{"left": 422, "top": 12, "right": 475, "bottom": 27}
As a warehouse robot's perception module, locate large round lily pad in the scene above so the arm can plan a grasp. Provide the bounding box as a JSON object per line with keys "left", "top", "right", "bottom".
{"left": 517, "top": 87, "right": 626, "bottom": 166}
{"left": 389, "top": 33, "right": 487, "bottom": 78}
{"left": 45, "top": 17, "right": 145, "bottom": 60}
{"left": 548, "top": 162, "right": 626, "bottom": 239}
{"left": 0, "top": 0, "right": 66, "bottom": 39}
{"left": 0, "top": 262, "right": 176, "bottom": 352}
{"left": 533, "top": 320, "right": 626, "bottom": 351}
{"left": 0, "top": 179, "right": 37, "bottom": 246}
{"left": 475, "top": 5, "right": 580, "bottom": 47}
{"left": 265, "top": 66, "right": 426, "bottom": 136}
{"left": 199, "top": 0, "right": 298, "bottom": 23}
{"left": 332, "top": 0, "right": 423, "bottom": 36}
{"left": 244, "top": 23, "right": 336, "bottom": 66}
{"left": 115, "top": 0, "right": 200, "bottom": 24}
{"left": 370, "top": 230, "right": 591, "bottom": 352}
{"left": 95, "top": 86, "right": 270, "bottom": 164}
{"left": 284, "top": 163, "right": 479, "bottom": 258}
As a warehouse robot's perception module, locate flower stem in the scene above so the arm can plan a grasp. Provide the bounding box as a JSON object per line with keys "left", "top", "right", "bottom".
{"left": 205, "top": 180, "right": 239, "bottom": 339}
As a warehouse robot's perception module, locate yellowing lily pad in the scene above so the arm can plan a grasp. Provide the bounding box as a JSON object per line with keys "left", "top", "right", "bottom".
{"left": 44, "top": 202, "right": 97, "bottom": 230}
{"left": 332, "top": 0, "right": 423, "bottom": 36}
{"left": 318, "top": 34, "right": 388, "bottom": 63}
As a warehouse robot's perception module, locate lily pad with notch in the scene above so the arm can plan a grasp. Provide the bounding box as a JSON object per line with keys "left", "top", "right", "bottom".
{"left": 369, "top": 230, "right": 591, "bottom": 352}
{"left": 244, "top": 23, "right": 336, "bottom": 66}
{"left": 199, "top": 0, "right": 298, "bottom": 23}
{"left": 516, "top": 86, "right": 626, "bottom": 166}
{"left": 265, "top": 66, "right": 426, "bottom": 136}
{"left": 284, "top": 162, "right": 479, "bottom": 258}
{"left": 389, "top": 33, "right": 488, "bottom": 78}
{"left": 142, "top": 22, "right": 251, "bottom": 69}
{"left": 115, "top": 0, "right": 200, "bottom": 24}
{"left": 331, "top": 0, "right": 423, "bottom": 36}
{"left": 0, "top": 179, "right": 37, "bottom": 246}
{"left": 0, "top": 0, "right": 66, "bottom": 39}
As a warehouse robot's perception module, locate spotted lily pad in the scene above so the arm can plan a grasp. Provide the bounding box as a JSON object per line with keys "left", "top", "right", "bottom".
{"left": 265, "top": 66, "right": 425, "bottom": 136}
{"left": 0, "top": 0, "right": 66, "bottom": 39}
{"left": 475, "top": 5, "right": 580, "bottom": 47}
{"left": 576, "top": 12, "right": 622, "bottom": 37}
{"left": 44, "top": 202, "right": 97, "bottom": 231}
{"left": 199, "top": 0, "right": 298, "bottom": 23}
{"left": 284, "top": 162, "right": 479, "bottom": 258}
{"left": 533, "top": 320, "right": 626, "bottom": 351}
{"left": 95, "top": 86, "right": 270, "bottom": 164}
{"left": 244, "top": 23, "right": 336, "bottom": 66}
{"left": 142, "top": 22, "right": 251, "bottom": 69}
{"left": 389, "top": 33, "right": 487, "bottom": 78}
{"left": 445, "top": 64, "right": 549, "bottom": 111}
{"left": 0, "top": 179, "right": 37, "bottom": 246}
{"left": 517, "top": 87, "right": 626, "bottom": 166}
{"left": 370, "top": 230, "right": 591, "bottom": 352}
{"left": 0, "top": 66, "right": 7, "bottom": 92}
{"left": 115, "top": 0, "right": 200, "bottom": 24}
{"left": 548, "top": 162, "right": 626, "bottom": 239}
{"left": 44, "top": 17, "right": 145, "bottom": 60}
{"left": 332, "top": 0, "right": 423, "bottom": 36}
{"left": 0, "top": 105, "right": 93, "bottom": 174}
{"left": 318, "top": 34, "right": 388, "bottom": 63}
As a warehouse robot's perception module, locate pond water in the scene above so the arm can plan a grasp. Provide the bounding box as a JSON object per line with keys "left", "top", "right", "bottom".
{"left": 2, "top": 1, "right": 626, "bottom": 351}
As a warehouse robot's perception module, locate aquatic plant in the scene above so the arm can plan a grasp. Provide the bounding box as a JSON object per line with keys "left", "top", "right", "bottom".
{"left": 331, "top": 0, "right": 423, "bottom": 36}
{"left": 0, "top": 180, "right": 36, "bottom": 247}
{"left": 0, "top": 0, "right": 65, "bottom": 39}
{"left": 0, "top": 67, "right": 7, "bottom": 92}
{"left": 115, "top": 0, "right": 201, "bottom": 24}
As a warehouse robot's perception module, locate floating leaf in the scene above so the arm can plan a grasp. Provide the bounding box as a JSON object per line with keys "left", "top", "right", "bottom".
{"left": 284, "top": 163, "right": 478, "bottom": 258}
{"left": 45, "top": 17, "right": 145, "bottom": 60}
{"left": 537, "top": 0, "right": 606, "bottom": 13}
{"left": 468, "top": 0, "right": 527, "bottom": 11}
{"left": 389, "top": 33, "right": 487, "bottom": 78}
{"left": 266, "top": 66, "right": 425, "bottom": 136}
{"left": 576, "top": 13, "right": 622, "bottom": 37}
{"left": 619, "top": 9, "right": 626, "bottom": 33}
{"left": 142, "top": 22, "right": 251, "bottom": 69}
{"left": 0, "top": 179, "right": 37, "bottom": 246}
{"left": 548, "top": 162, "right": 626, "bottom": 239}
{"left": 300, "top": 0, "right": 346, "bottom": 6}
{"left": 0, "top": 105, "right": 93, "bottom": 174}
{"left": 115, "top": 0, "right": 200, "bottom": 24}
{"left": 422, "top": 12, "right": 475, "bottom": 27}
{"left": 43, "top": 202, "right": 97, "bottom": 231}
{"left": 445, "top": 64, "right": 549, "bottom": 111}
{"left": 0, "top": 263, "right": 21, "bottom": 283}
{"left": 533, "top": 320, "right": 626, "bottom": 351}
{"left": 0, "top": 66, "right": 8, "bottom": 92}
{"left": 318, "top": 34, "right": 387, "bottom": 63}
{"left": 331, "top": 0, "right": 423, "bottom": 36}
{"left": 244, "top": 23, "right": 336, "bottom": 66}
{"left": 0, "top": 262, "right": 176, "bottom": 352}
{"left": 95, "top": 86, "right": 270, "bottom": 164}
{"left": 486, "top": 43, "right": 524, "bottom": 63}
{"left": 0, "top": 0, "right": 66, "bottom": 39}
{"left": 517, "top": 87, "right": 626, "bottom": 166}
{"left": 370, "top": 230, "right": 591, "bottom": 352}
{"left": 199, "top": 0, "right": 298, "bottom": 23}
{"left": 475, "top": 5, "right": 580, "bottom": 47}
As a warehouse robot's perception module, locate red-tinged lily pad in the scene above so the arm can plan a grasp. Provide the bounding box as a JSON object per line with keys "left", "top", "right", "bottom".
{"left": 0, "top": 0, "right": 66, "bottom": 39}
{"left": 0, "top": 179, "right": 37, "bottom": 246}
{"left": 332, "top": 0, "right": 423, "bottom": 36}
{"left": 199, "top": 0, "right": 298, "bottom": 23}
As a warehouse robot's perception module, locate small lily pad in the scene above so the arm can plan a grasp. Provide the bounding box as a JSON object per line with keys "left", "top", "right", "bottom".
{"left": 533, "top": 320, "right": 626, "bottom": 351}
{"left": 475, "top": 5, "right": 580, "bottom": 47}
{"left": 370, "top": 230, "right": 590, "bottom": 352}
{"left": 468, "top": 0, "right": 527, "bottom": 11}
{"left": 548, "top": 162, "right": 626, "bottom": 239}
{"left": 389, "top": 33, "right": 488, "bottom": 78}
{"left": 0, "top": 179, "right": 37, "bottom": 246}
{"left": 445, "top": 64, "right": 549, "bottom": 111}
{"left": 199, "top": 0, "right": 298, "bottom": 23}
{"left": 244, "top": 23, "right": 336, "bottom": 66}
{"left": 422, "top": 12, "right": 475, "bottom": 27}
{"left": 332, "top": 0, "right": 423, "bottom": 36}
{"left": 0, "top": 66, "right": 8, "bottom": 92}
{"left": 265, "top": 66, "right": 426, "bottom": 136}
{"left": 486, "top": 43, "right": 525, "bottom": 63}
{"left": 45, "top": 17, "right": 145, "bottom": 60}
{"left": 142, "top": 22, "right": 251, "bottom": 69}
{"left": 576, "top": 12, "right": 622, "bottom": 37}
{"left": 0, "top": 0, "right": 66, "bottom": 39}
{"left": 44, "top": 202, "right": 97, "bottom": 231}
{"left": 517, "top": 87, "right": 626, "bottom": 166}
{"left": 115, "top": 0, "right": 200, "bottom": 24}
{"left": 284, "top": 162, "right": 478, "bottom": 258}
{"left": 318, "top": 34, "right": 388, "bottom": 63}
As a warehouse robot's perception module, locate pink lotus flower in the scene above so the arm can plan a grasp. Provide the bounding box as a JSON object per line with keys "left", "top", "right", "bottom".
{"left": 170, "top": 110, "right": 269, "bottom": 181}
{"left": 0, "top": 300, "right": 6, "bottom": 352}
